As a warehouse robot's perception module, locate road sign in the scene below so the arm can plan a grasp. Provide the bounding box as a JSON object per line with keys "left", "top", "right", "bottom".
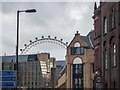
{"left": 0, "top": 77, "right": 16, "bottom": 81}
{"left": 0, "top": 71, "right": 16, "bottom": 88}
{"left": 96, "top": 77, "right": 101, "bottom": 83}
{"left": 0, "top": 71, "right": 16, "bottom": 76}
{"left": 0, "top": 82, "right": 16, "bottom": 87}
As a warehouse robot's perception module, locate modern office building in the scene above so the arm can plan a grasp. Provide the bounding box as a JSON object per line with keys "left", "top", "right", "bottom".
{"left": 2, "top": 53, "right": 56, "bottom": 88}
{"left": 93, "top": 2, "right": 120, "bottom": 88}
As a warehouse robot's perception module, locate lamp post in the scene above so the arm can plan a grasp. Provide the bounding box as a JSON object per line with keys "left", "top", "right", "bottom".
{"left": 16, "top": 9, "right": 36, "bottom": 88}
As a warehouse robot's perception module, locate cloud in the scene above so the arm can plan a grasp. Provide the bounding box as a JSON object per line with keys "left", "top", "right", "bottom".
{"left": 0, "top": 2, "right": 2, "bottom": 55}
{"left": 2, "top": 2, "right": 94, "bottom": 60}
{"left": 68, "top": 3, "right": 89, "bottom": 21}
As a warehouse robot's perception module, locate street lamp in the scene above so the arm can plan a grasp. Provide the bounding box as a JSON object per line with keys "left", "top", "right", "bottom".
{"left": 16, "top": 9, "right": 36, "bottom": 88}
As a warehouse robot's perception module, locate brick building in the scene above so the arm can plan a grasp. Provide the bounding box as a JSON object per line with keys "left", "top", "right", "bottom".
{"left": 58, "top": 31, "right": 95, "bottom": 88}
{"left": 93, "top": 2, "right": 120, "bottom": 88}
{"left": 66, "top": 31, "right": 94, "bottom": 88}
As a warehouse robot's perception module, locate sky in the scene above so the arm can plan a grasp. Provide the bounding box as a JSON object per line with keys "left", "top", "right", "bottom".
{"left": 1, "top": 1, "right": 95, "bottom": 60}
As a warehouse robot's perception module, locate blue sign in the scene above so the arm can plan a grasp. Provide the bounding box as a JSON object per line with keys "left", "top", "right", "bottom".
{"left": 0, "top": 82, "right": 16, "bottom": 87}
{"left": 0, "top": 77, "right": 16, "bottom": 81}
{"left": 0, "top": 71, "right": 16, "bottom": 76}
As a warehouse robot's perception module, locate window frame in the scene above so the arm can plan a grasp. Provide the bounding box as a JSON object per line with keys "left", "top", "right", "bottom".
{"left": 113, "top": 44, "right": 116, "bottom": 66}
{"left": 111, "top": 43, "right": 116, "bottom": 67}
{"left": 111, "top": 8, "right": 115, "bottom": 29}
{"left": 71, "top": 47, "right": 84, "bottom": 55}
{"left": 103, "top": 16, "right": 107, "bottom": 35}
{"left": 73, "top": 64, "right": 83, "bottom": 88}
{"left": 118, "top": 2, "right": 120, "bottom": 25}
{"left": 104, "top": 49, "right": 108, "bottom": 70}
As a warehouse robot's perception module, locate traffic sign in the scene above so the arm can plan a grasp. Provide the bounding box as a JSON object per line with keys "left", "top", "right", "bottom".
{"left": 0, "top": 77, "right": 16, "bottom": 81}
{"left": 0, "top": 82, "right": 16, "bottom": 87}
{"left": 96, "top": 77, "right": 101, "bottom": 83}
{"left": 0, "top": 71, "right": 16, "bottom": 88}
{"left": 0, "top": 71, "right": 16, "bottom": 76}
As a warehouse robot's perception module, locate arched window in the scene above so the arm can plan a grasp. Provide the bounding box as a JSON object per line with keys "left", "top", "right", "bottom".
{"left": 113, "top": 81, "right": 116, "bottom": 88}
{"left": 73, "top": 57, "right": 82, "bottom": 64}
{"left": 105, "top": 83, "right": 108, "bottom": 88}
{"left": 73, "top": 57, "right": 83, "bottom": 88}
{"left": 111, "top": 43, "right": 116, "bottom": 67}
{"left": 110, "top": 36, "right": 116, "bottom": 67}
{"left": 109, "top": 8, "right": 115, "bottom": 30}
{"left": 71, "top": 42, "right": 84, "bottom": 55}
{"left": 104, "top": 49, "right": 108, "bottom": 69}
{"left": 103, "top": 17, "right": 107, "bottom": 34}
{"left": 112, "top": 8, "right": 115, "bottom": 29}
{"left": 103, "top": 41, "right": 108, "bottom": 69}
{"left": 119, "top": 3, "right": 120, "bottom": 25}
{"left": 74, "top": 42, "right": 80, "bottom": 47}
{"left": 113, "top": 44, "right": 116, "bottom": 66}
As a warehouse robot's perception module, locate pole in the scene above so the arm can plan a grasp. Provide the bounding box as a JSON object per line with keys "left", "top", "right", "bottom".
{"left": 16, "top": 9, "right": 36, "bottom": 88}
{"left": 16, "top": 10, "right": 19, "bottom": 88}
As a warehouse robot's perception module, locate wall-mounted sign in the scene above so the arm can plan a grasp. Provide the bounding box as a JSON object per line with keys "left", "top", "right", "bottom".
{"left": 0, "top": 70, "right": 16, "bottom": 88}
{"left": 0, "top": 77, "right": 16, "bottom": 81}
{"left": 0, "top": 82, "right": 16, "bottom": 87}
{"left": 0, "top": 71, "right": 16, "bottom": 76}
{"left": 96, "top": 77, "right": 101, "bottom": 83}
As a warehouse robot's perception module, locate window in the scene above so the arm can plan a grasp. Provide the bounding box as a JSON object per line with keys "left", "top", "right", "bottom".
{"left": 28, "top": 72, "right": 30, "bottom": 76}
{"left": 25, "top": 72, "right": 26, "bottom": 75}
{"left": 36, "top": 77, "right": 37, "bottom": 81}
{"left": 75, "top": 69, "right": 78, "bottom": 74}
{"left": 36, "top": 67, "right": 37, "bottom": 71}
{"left": 113, "top": 81, "right": 116, "bottom": 88}
{"left": 73, "top": 57, "right": 82, "bottom": 64}
{"left": 103, "top": 17, "right": 107, "bottom": 34}
{"left": 32, "top": 72, "right": 33, "bottom": 76}
{"left": 112, "top": 8, "right": 115, "bottom": 29}
{"left": 105, "top": 83, "right": 108, "bottom": 88}
{"left": 24, "top": 77, "right": 26, "bottom": 81}
{"left": 74, "top": 42, "right": 80, "bottom": 47}
{"left": 79, "top": 78, "right": 81, "bottom": 85}
{"left": 35, "top": 82, "right": 37, "bottom": 86}
{"left": 113, "top": 44, "right": 116, "bottom": 66}
{"left": 76, "top": 64, "right": 78, "bottom": 68}
{"left": 28, "top": 81, "right": 30, "bottom": 85}
{"left": 24, "top": 82, "right": 26, "bottom": 85}
{"left": 73, "top": 64, "right": 83, "bottom": 88}
{"left": 75, "top": 78, "right": 77, "bottom": 85}
{"left": 104, "top": 49, "right": 108, "bottom": 69}
{"left": 109, "top": 8, "right": 115, "bottom": 30}
{"left": 71, "top": 47, "right": 84, "bottom": 55}
{"left": 118, "top": 2, "right": 120, "bottom": 25}
{"left": 111, "top": 43, "right": 116, "bottom": 67}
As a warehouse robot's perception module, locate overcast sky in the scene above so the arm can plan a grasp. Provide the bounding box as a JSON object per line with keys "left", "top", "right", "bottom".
{"left": 1, "top": 1, "right": 95, "bottom": 60}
